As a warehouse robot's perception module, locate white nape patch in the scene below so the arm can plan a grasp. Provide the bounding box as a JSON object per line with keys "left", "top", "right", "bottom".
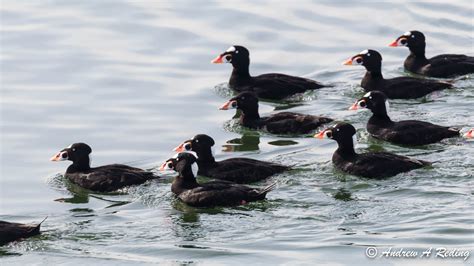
{"left": 191, "top": 162, "right": 199, "bottom": 177}
{"left": 364, "top": 92, "right": 372, "bottom": 97}
{"left": 360, "top": 49, "right": 369, "bottom": 55}
{"left": 226, "top": 46, "right": 236, "bottom": 53}
{"left": 88, "top": 155, "right": 92, "bottom": 167}
{"left": 403, "top": 31, "right": 411, "bottom": 36}
{"left": 211, "top": 147, "right": 216, "bottom": 157}
{"left": 385, "top": 100, "right": 390, "bottom": 114}
{"left": 183, "top": 150, "right": 198, "bottom": 159}
{"left": 352, "top": 135, "right": 357, "bottom": 145}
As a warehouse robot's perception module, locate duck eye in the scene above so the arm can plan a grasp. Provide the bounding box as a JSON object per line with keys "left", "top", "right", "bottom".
{"left": 235, "top": 50, "right": 239, "bottom": 54}
{"left": 72, "top": 148, "right": 76, "bottom": 152}
{"left": 184, "top": 143, "right": 191, "bottom": 150}
{"left": 325, "top": 131, "right": 333, "bottom": 138}
{"left": 356, "top": 58, "right": 362, "bottom": 64}
{"left": 241, "top": 96, "right": 245, "bottom": 100}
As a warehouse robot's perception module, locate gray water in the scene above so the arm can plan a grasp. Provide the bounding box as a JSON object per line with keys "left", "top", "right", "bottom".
{"left": 1, "top": 1, "right": 473, "bottom": 265}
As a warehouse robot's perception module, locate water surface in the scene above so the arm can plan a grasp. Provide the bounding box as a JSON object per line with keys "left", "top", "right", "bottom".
{"left": 1, "top": 1, "right": 473, "bottom": 265}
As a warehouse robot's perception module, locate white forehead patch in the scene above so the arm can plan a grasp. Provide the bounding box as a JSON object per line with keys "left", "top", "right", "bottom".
{"left": 364, "top": 92, "right": 372, "bottom": 97}
{"left": 226, "top": 46, "right": 236, "bottom": 53}
{"left": 403, "top": 31, "right": 411, "bottom": 36}
{"left": 67, "top": 144, "right": 73, "bottom": 148}
{"left": 360, "top": 50, "right": 369, "bottom": 55}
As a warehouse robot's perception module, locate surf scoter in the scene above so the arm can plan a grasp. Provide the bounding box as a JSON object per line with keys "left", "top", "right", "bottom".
{"left": 343, "top": 49, "right": 452, "bottom": 99}
{"left": 173, "top": 134, "right": 289, "bottom": 183}
{"left": 212, "top": 45, "right": 326, "bottom": 100}
{"left": 389, "top": 30, "right": 474, "bottom": 78}
{"left": 349, "top": 91, "right": 460, "bottom": 145}
{"left": 0, "top": 218, "right": 46, "bottom": 245}
{"left": 51, "top": 143, "right": 159, "bottom": 192}
{"left": 219, "top": 91, "right": 332, "bottom": 134}
{"left": 160, "top": 152, "right": 275, "bottom": 207}
{"left": 314, "top": 123, "right": 430, "bottom": 178}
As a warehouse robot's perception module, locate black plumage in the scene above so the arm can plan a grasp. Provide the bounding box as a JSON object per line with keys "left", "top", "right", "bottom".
{"left": 314, "top": 123, "right": 430, "bottom": 178}
{"left": 212, "top": 45, "right": 326, "bottom": 100}
{"left": 0, "top": 218, "right": 45, "bottom": 245}
{"left": 390, "top": 31, "right": 474, "bottom": 78}
{"left": 220, "top": 92, "right": 332, "bottom": 134}
{"left": 174, "top": 134, "right": 288, "bottom": 183}
{"left": 344, "top": 49, "right": 452, "bottom": 99}
{"left": 351, "top": 91, "right": 460, "bottom": 145}
{"left": 51, "top": 143, "right": 158, "bottom": 192}
{"left": 164, "top": 152, "right": 275, "bottom": 207}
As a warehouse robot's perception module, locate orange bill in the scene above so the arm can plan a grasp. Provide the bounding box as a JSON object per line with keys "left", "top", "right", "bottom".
{"left": 159, "top": 161, "right": 169, "bottom": 171}
{"left": 173, "top": 143, "right": 185, "bottom": 152}
{"left": 464, "top": 129, "right": 473, "bottom": 139}
{"left": 211, "top": 55, "right": 223, "bottom": 63}
{"left": 342, "top": 58, "right": 353, "bottom": 65}
{"left": 349, "top": 100, "right": 360, "bottom": 110}
{"left": 388, "top": 39, "right": 399, "bottom": 47}
{"left": 50, "top": 152, "right": 62, "bottom": 161}
{"left": 314, "top": 130, "right": 326, "bottom": 139}
{"left": 219, "top": 100, "right": 236, "bottom": 110}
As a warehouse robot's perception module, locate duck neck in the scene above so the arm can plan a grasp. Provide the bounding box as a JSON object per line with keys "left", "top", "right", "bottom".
{"left": 173, "top": 170, "right": 199, "bottom": 193}
{"left": 335, "top": 138, "right": 356, "bottom": 157}
{"left": 409, "top": 44, "right": 427, "bottom": 61}
{"left": 370, "top": 112, "right": 392, "bottom": 123}
{"left": 196, "top": 148, "right": 217, "bottom": 169}
{"left": 365, "top": 70, "right": 383, "bottom": 80}
{"left": 66, "top": 157, "right": 91, "bottom": 173}
{"left": 230, "top": 60, "right": 251, "bottom": 86}
{"left": 240, "top": 105, "right": 261, "bottom": 126}
{"left": 370, "top": 104, "right": 392, "bottom": 123}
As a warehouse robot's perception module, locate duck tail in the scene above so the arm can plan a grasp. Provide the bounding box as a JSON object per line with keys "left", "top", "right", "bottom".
{"left": 259, "top": 182, "right": 277, "bottom": 195}
{"left": 30, "top": 216, "right": 48, "bottom": 234}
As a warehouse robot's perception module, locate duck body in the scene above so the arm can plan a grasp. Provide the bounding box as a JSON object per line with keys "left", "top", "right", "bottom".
{"left": 229, "top": 72, "right": 325, "bottom": 100}
{"left": 405, "top": 53, "right": 474, "bottom": 78}
{"left": 174, "top": 134, "right": 289, "bottom": 183}
{"left": 65, "top": 164, "right": 157, "bottom": 192}
{"left": 173, "top": 179, "right": 271, "bottom": 207}
{"left": 198, "top": 157, "right": 288, "bottom": 183}
{"left": 0, "top": 220, "right": 43, "bottom": 245}
{"left": 361, "top": 72, "right": 452, "bottom": 99}
{"left": 332, "top": 150, "right": 429, "bottom": 179}
{"left": 220, "top": 92, "right": 332, "bottom": 135}
{"left": 249, "top": 112, "right": 333, "bottom": 135}
{"left": 367, "top": 117, "right": 460, "bottom": 146}
{"left": 51, "top": 143, "right": 158, "bottom": 192}
{"left": 213, "top": 45, "right": 325, "bottom": 100}
{"left": 167, "top": 152, "right": 274, "bottom": 207}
